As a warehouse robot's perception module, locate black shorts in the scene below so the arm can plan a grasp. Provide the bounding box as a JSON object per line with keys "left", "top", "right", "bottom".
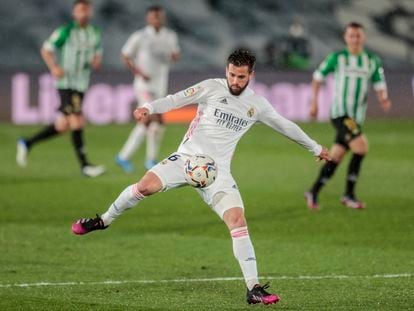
{"left": 331, "top": 116, "right": 362, "bottom": 148}
{"left": 58, "top": 89, "right": 84, "bottom": 115}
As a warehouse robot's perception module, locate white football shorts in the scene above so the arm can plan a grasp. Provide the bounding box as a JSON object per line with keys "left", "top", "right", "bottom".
{"left": 149, "top": 152, "right": 244, "bottom": 219}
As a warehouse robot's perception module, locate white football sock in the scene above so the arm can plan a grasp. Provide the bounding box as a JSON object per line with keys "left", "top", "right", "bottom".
{"left": 146, "top": 122, "right": 165, "bottom": 162}
{"left": 118, "top": 124, "right": 147, "bottom": 161}
{"left": 231, "top": 226, "right": 259, "bottom": 290}
{"left": 101, "top": 184, "right": 145, "bottom": 226}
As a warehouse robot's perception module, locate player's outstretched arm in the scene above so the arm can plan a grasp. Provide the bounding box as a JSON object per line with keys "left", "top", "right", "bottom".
{"left": 138, "top": 81, "right": 210, "bottom": 116}
{"left": 259, "top": 99, "right": 330, "bottom": 159}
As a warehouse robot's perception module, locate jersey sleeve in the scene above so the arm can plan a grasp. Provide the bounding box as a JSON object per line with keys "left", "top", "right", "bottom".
{"left": 143, "top": 80, "right": 211, "bottom": 114}
{"left": 258, "top": 99, "right": 322, "bottom": 156}
{"left": 121, "top": 32, "right": 141, "bottom": 57}
{"left": 371, "top": 55, "right": 387, "bottom": 91}
{"left": 313, "top": 52, "right": 337, "bottom": 81}
{"left": 42, "top": 25, "right": 70, "bottom": 51}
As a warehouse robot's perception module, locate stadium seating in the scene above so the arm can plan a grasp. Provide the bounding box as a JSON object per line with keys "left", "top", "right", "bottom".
{"left": 0, "top": 0, "right": 413, "bottom": 70}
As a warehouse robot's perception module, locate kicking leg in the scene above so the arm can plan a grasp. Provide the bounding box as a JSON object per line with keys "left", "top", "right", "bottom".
{"left": 71, "top": 171, "right": 163, "bottom": 235}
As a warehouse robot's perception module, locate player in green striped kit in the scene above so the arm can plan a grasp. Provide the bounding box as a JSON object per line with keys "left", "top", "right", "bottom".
{"left": 305, "top": 22, "right": 391, "bottom": 209}
{"left": 16, "top": 0, "right": 105, "bottom": 177}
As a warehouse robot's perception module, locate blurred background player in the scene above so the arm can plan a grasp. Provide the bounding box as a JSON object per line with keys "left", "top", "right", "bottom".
{"left": 115, "top": 5, "right": 180, "bottom": 173}
{"left": 305, "top": 22, "right": 392, "bottom": 210}
{"left": 16, "top": 0, "right": 105, "bottom": 177}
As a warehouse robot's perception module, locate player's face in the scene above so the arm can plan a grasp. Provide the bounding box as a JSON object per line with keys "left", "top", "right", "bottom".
{"left": 73, "top": 3, "right": 92, "bottom": 26}
{"left": 147, "top": 10, "right": 165, "bottom": 30}
{"left": 226, "top": 64, "right": 253, "bottom": 96}
{"left": 344, "top": 27, "right": 365, "bottom": 53}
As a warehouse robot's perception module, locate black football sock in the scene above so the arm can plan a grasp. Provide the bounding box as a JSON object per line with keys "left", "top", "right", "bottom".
{"left": 71, "top": 129, "right": 89, "bottom": 168}
{"left": 310, "top": 161, "right": 339, "bottom": 196}
{"left": 345, "top": 154, "right": 365, "bottom": 198}
{"left": 25, "top": 125, "right": 59, "bottom": 149}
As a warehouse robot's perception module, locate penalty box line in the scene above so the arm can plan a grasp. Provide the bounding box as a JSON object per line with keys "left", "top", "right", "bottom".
{"left": 0, "top": 273, "right": 412, "bottom": 288}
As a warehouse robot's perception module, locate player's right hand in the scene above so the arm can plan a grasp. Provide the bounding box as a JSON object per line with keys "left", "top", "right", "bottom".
{"left": 133, "top": 107, "right": 150, "bottom": 122}
{"left": 309, "top": 98, "right": 318, "bottom": 119}
{"left": 132, "top": 67, "right": 150, "bottom": 81}
{"left": 381, "top": 98, "right": 392, "bottom": 113}
{"left": 51, "top": 66, "right": 64, "bottom": 78}
{"left": 141, "top": 73, "right": 151, "bottom": 81}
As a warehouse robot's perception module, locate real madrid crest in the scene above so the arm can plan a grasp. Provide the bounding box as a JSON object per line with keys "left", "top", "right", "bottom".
{"left": 247, "top": 107, "right": 255, "bottom": 118}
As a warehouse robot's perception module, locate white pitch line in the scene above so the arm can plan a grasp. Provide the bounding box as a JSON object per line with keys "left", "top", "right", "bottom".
{"left": 0, "top": 273, "right": 412, "bottom": 289}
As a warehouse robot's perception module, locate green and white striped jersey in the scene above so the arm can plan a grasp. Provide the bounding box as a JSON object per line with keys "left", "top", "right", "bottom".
{"left": 313, "top": 49, "right": 386, "bottom": 124}
{"left": 43, "top": 21, "right": 102, "bottom": 92}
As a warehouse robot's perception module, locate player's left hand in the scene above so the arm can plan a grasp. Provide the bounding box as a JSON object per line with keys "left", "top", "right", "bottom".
{"left": 171, "top": 52, "right": 180, "bottom": 63}
{"left": 316, "top": 146, "right": 331, "bottom": 162}
{"left": 133, "top": 107, "right": 150, "bottom": 122}
{"left": 91, "top": 55, "right": 102, "bottom": 70}
{"left": 381, "top": 98, "right": 392, "bottom": 113}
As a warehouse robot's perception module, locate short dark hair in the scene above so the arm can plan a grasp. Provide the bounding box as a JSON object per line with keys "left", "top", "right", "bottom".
{"left": 73, "top": 0, "right": 91, "bottom": 7}
{"left": 146, "top": 5, "right": 164, "bottom": 13}
{"left": 227, "top": 49, "right": 256, "bottom": 72}
{"left": 345, "top": 22, "right": 364, "bottom": 31}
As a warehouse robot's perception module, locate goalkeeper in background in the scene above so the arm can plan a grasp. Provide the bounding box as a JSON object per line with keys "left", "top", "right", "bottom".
{"left": 305, "top": 22, "right": 392, "bottom": 210}
{"left": 16, "top": 0, "right": 105, "bottom": 177}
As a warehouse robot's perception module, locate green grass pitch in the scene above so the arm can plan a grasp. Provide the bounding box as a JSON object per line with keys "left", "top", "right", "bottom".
{"left": 0, "top": 120, "right": 413, "bottom": 310}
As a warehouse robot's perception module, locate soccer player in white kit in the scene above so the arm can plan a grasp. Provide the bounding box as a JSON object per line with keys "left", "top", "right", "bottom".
{"left": 115, "top": 5, "right": 180, "bottom": 172}
{"left": 72, "top": 50, "right": 331, "bottom": 305}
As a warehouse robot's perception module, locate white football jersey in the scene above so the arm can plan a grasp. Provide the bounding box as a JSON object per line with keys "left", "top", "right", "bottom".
{"left": 122, "top": 25, "right": 180, "bottom": 96}
{"left": 143, "top": 79, "right": 321, "bottom": 172}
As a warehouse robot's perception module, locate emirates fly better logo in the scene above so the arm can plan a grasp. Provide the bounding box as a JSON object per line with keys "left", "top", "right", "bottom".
{"left": 214, "top": 108, "right": 250, "bottom": 132}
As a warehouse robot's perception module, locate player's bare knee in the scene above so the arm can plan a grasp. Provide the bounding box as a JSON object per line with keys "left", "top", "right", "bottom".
{"left": 70, "top": 124, "right": 84, "bottom": 131}
{"left": 68, "top": 115, "right": 85, "bottom": 130}
{"left": 136, "top": 172, "right": 163, "bottom": 196}
{"left": 331, "top": 154, "right": 344, "bottom": 163}
{"left": 135, "top": 181, "right": 154, "bottom": 196}
{"left": 55, "top": 123, "right": 68, "bottom": 133}
{"left": 223, "top": 208, "right": 247, "bottom": 230}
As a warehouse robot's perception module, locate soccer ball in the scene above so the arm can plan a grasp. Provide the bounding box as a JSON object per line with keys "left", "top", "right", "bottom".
{"left": 184, "top": 154, "right": 217, "bottom": 188}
